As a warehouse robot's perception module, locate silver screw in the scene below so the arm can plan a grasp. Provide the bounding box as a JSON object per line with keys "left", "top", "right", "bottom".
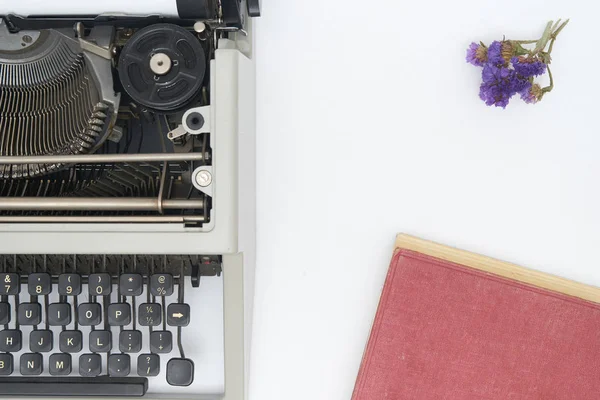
{"left": 149, "top": 53, "right": 172, "bottom": 76}
{"left": 194, "top": 22, "right": 207, "bottom": 33}
{"left": 195, "top": 170, "right": 213, "bottom": 187}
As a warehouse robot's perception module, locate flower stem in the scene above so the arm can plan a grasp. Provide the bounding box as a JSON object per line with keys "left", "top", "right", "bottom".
{"left": 552, "top": 19, "right": 569, "bottom": 38}
{"left": 542, "top": 66, "right": 554, "bottom": 94}
{"left": 533, "top": 21, "right": 555, "bottom": 53}
{"left": 547, "top": 38, "right": 556, "bottom": 56}
{"left": 547, "top": 19, "right": 569, "bottom": 55}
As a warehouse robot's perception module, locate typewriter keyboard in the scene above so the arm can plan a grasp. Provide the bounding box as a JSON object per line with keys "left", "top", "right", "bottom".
{"left": 0, "top": 255, "right": 224, "bottom": 397}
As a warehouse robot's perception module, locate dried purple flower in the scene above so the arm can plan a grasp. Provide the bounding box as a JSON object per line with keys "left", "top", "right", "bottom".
{"left": 511, "top": 56, "right": 547, "bottom": 77}
{"left": 501, "top": 41, "right": 516, "bottom": 63}
{"left": 467, "top": 19, "right": 568, "bottom": 108}
{"left": 479, "top": 84, "right": 509, "bottom": 108}
{"left": 479, "top": 64, "right": 532, "bottom": 108}
{"left": 487, "top": 41, "right": 505, "bottom": 66}
{"left": 520, "top": 83, "right": 544, "bottom": 104}
{"left": 479, "top": 64, "right": 512, "bottom": 108}
{"left": 511, "top": 75, "right": 532, "bottom": 94}
{"left": 481, "top": 63, "right": 508, "bottom": 84}
{"left": 466, "top": 42, "right": 487, "bottom": 66}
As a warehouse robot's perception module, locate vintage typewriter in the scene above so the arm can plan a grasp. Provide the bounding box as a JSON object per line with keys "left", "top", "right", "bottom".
{"left": 0, "top": 0, "right": 259, "bottom": 398}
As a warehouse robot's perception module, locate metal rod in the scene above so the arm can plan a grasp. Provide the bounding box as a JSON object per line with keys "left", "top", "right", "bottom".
{"left": 157, "top": 117, "right": 168, "bottom": 215}
{"left": 158, "top": 162, "right": 167, "bottom": 214}
{"left": 0, "top": 153, "right": 205, "bottom": 164}
{"left": 0, "top": 198, "right": 204, "bottom": 211}
{"left": 0, "top": 216, "right": 205, "bottom": 223}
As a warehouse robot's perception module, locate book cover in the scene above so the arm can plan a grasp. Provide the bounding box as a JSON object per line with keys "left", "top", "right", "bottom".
{"left": 352, "top": 235, "right": 600, "bottom": 399}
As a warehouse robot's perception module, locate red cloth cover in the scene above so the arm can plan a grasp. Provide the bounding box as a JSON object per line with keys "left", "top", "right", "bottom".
{"left": 352, "top": 249, "right": 600, "bottom": 399}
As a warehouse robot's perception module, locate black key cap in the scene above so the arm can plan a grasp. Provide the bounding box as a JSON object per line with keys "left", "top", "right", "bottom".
{"left": 58, "top": 274, "right": 81, "bottom": 296}
{"left": 0, "top": 353, "right": 13, "bottom": 375}
{"left": 79, "top": 354, "right": 102, "bottom": 377}
{"left": 0, "top": 330, "right": 21, "bottom": 352}
{"left": 119, "top": 330, "right": 142, "bottom": 353}
{"left": 137, "top": 354, "right": 160, "bottom": 377}
{"left": 28, "top": 273, "right": 52, "bottom": 296}
{"left": 0, "top": 377, "right": 148, "bottom": 396}
{"left": 30, "top": 330, "right": 53, "bottom": 353}
{"left": 18, "top": 303, "right": 41, "bottom": 325}
{"left": 59, "top": 331, "right": 82, "bottom": 353}
{"left": 108, "top": 354, "right": 130, "bottom": 377}
{"left": 88, "top": 273, "right": 111, "bottom": 296}
{"left": 108, "top": 303, "right": 131, "bottom": 326}
{"left": 77, "top": 303, "right": 102, "bottom": 326}
{"left": 49, "top": 354, "right": 71, "bottom": 376}
{"left": 119, "top": 274, "right": 143, "bottom": 296}
{"left": 20, "top": 353, "right": 43, "bottom": 375}
{"left": 150, "top": 274, "right": 174, "bottom": 297}
{"left": 167, "top": 303, "right": 190, "bottom": 327}
{"left": 166, "top": 358, "right": 194, "bottom": 387}
{"left": 150, "top": 331, "right": 172, "bottom": 354}
{"left": 0, "top": 273, "right": 19, "bottom": 295}
{"left": 89, "top": 330, "right": 112, "bottom": 353}
{"left": 138, "top": 303, "right": 161, "bottom": 327}
{"left": 47, "top": 303, "right": 71, "bottom": 326}
{"left": 0, "top": 302, "right": 10, "bottom": 325}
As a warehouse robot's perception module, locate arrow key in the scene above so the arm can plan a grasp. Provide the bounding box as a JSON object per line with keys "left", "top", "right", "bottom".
{"left": 150, "top": 331, "right": 172, "bottom": 353}
{"left": 167, "top": 304, "right": 190, "bottom": 327}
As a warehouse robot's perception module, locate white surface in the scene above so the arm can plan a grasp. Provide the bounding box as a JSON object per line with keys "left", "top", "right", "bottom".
{"left": 252, "top": 1, "right": 600, "bottom": 399}
{"left": 0, "top": 1, "right": 177, "bottom": 17}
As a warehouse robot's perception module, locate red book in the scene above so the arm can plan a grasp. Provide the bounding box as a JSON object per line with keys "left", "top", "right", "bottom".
{"left": 353, "top": 234, "right": 600, "bottom": 400}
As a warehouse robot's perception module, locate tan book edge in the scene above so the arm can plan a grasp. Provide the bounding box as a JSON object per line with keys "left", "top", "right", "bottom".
{"left": 395, "top": 233, "right": 600, "bottom": 304}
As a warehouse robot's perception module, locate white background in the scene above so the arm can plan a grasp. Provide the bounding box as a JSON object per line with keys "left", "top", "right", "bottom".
{"left": 252, "top": 1, "right": 600, "bottom": 399}
{"left": 4, "top": 1, "right": 599, "bottom": 399}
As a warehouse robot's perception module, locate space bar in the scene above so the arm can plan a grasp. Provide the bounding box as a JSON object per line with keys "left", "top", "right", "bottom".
{"left": 0, "top": 377, "right": 148, "bottom": 396}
